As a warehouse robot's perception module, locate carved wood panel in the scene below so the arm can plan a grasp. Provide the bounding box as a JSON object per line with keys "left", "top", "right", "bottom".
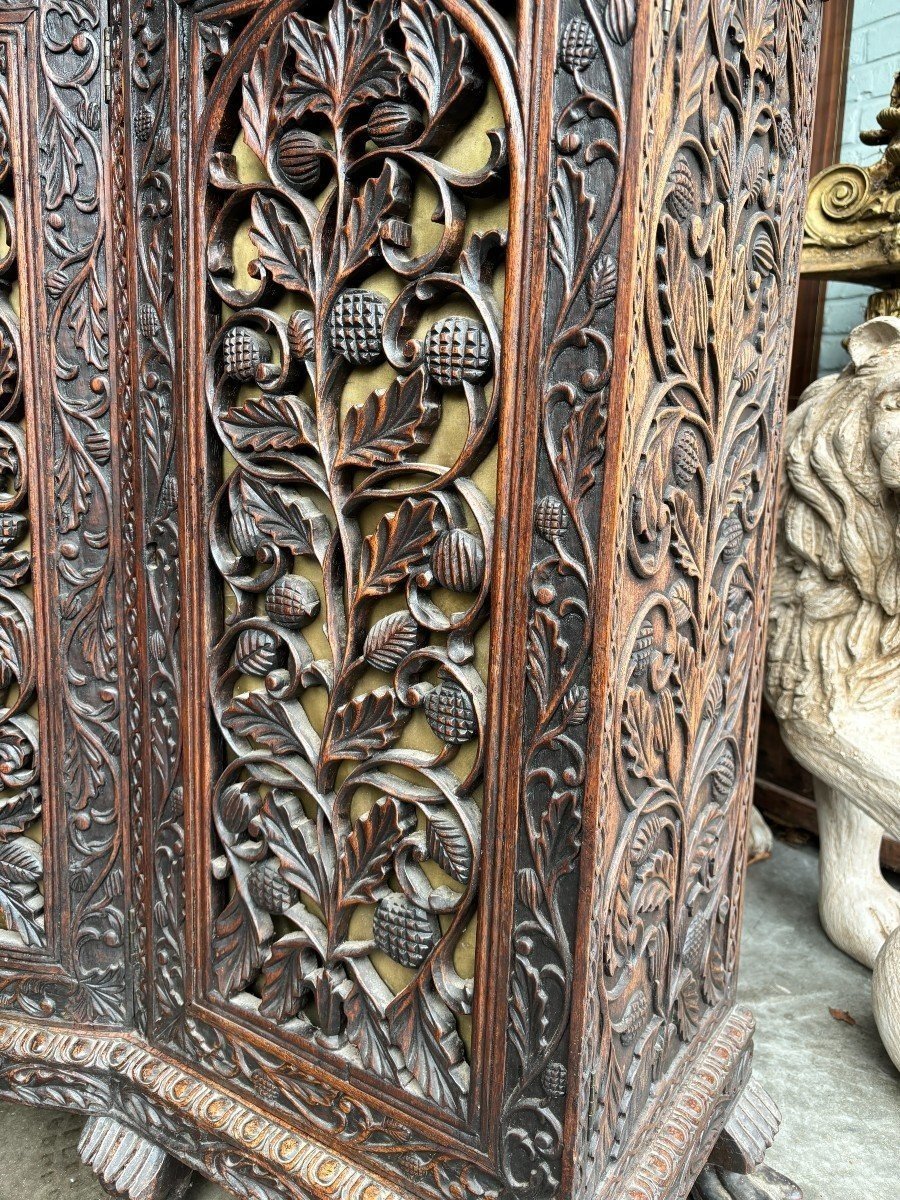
{"left": 0, "top": 1, "right": 824, "bottom": 1199}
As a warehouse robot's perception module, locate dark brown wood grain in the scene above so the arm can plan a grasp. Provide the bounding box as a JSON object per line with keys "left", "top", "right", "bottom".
{"left": 0, "top": 2, "right": 823, "bottom": 1199}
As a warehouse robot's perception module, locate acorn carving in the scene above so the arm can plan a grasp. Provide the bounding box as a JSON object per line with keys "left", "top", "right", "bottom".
{"left": 234, "top": 627, "right": 281, "bottom": 676}
{"left": 432, "top": 529, "right": 485, "bottom": 592}
{"left": 0, "top": 513, "right": 27, "bottom": 550}
{"left": 667, "top": 160, "right": 698, "bottom": 222}
{"left": 424, "top": 317, "right": 492, "bottom": 389}
{"left": 559, "top": 17, "right": 598, "bottom": 73}
{"left": 134, "top": 106, "right": 153, "bottom": 142}
{"left": 275, "top": 129, "right": 323, "bottom": 194}
{"left": 721, "top": 515, "right": 744, "bottom": 562}
{"left": 535, "top": 495, "right": 569, "bottom": 540}
{"left": 372, "top": 892, "right": 440, "bottom": 969}
{"left": 368, "top": 100, "right": 424, "bottom": 146}
{"left": 247, "top": 860, "right": 297, "bottom": 914}
{"left": 329, "top": 290, "right": 387, "bottom": 366}
{"left": 423, "top": 679, "right": 477, "bottom": 745}
{"left": 223, "top": 326, "right": 271, "bottom": 382}
{"left": 265, "top": 574, "right": 321, "bottom": 629}
{"left": 711, "top": 744, "right": 737, "bottom": 802}
{"left": 672, "top": 427, "right": 702, "bottom": 487}
{"left": 632, "top": 621, "right": 655, "bottom": 673}
{"left": 364, "top": 611, "right": 423, "bottom": 672}
{"left": 230, "top": 506, "right": 261, "bottom": 559}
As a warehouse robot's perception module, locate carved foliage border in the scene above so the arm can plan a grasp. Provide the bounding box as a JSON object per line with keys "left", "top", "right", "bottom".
{"left": 571, "top": 1, "right": 822, "bottom": 1197}
{"left": 0, "top": 0, "right": 128, "bottom": 1025}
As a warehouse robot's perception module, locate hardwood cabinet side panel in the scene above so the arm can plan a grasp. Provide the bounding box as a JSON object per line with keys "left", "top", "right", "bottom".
{"left": 0, "top": 1, "right": 130, "bottom": 1025}
{"left": 569, "top": 0, "right": 822, "bottom": 1195}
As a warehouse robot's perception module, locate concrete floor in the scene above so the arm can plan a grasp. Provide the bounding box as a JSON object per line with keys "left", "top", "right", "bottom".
{"left": 0, "top": 838, "right": 895, "bottom": 1200}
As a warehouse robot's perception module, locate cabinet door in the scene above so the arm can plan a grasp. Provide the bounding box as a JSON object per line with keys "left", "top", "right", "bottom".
{"left": 0, "top": 2, "right": 130, "bottom": 1027}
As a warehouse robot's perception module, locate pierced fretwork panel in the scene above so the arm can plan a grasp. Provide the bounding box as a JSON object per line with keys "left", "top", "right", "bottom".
{"left": 195, "top": 0, "right": 512, "bottom": 1115}
{"left": 0, "top": 42, "right": 42, "bottom": 952}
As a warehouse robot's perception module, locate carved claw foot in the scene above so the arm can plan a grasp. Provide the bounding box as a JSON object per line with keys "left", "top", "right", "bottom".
{"left": 79, "top": 1116, "right": 193, "bottom": 1200}
{"left": 748, "top": 806, "right": 774, "bottom": 864}
{"left": 691, "top": 1078, "right": 802, "bottom": 1200}
{"left": 691, "top": 1164, "right": 802, "bottom": 1200}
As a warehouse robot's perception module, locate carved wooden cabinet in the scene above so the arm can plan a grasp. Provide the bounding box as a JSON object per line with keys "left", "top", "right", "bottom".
{"left": 0, "top": 0, "right": 821, "bottom": 1197}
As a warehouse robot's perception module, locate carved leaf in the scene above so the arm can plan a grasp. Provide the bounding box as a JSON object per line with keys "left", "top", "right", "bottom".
{"left": 359, "top": 498, "right": 439, "bottom": 596}
{"left": 400, "top": 0, "right": 471, "bottom": 120}
{"left": 526, "top": 608, "right": 569, "bottom": 710}
{"left": 549, "top": 158, "right": 594, "bottom": 291}
{"left": 213, "top": 892, "right": 267, "bottom": 996}
{"left": 256, "top": 791, "right": 326, "bottom": 906}
{"left": 0, "top": 837, "right": 41, "bottom": 885}
{"left": 386, "top": 984, "right": 468, "bottom": 1116}
{"left": 509, "top": 956, "right": 548, "bottom": 1072}
{"left": 0, "top": 787, "right": 41, "bottom": 839}
{"left": 604, "top": 0, "right": 638, "bottom": 45}
{"left": 558, "top": 388, "right": 608, "bottom": 506}
{"left": 223, "top": 693, "right": 308, "bottom": 759}
{"left": 344, "top": 982, "right": 401, "bottom": 1082}
{"left": 241, "top": 25, "right": 287, "bottom": 162}
{"left": 283, "top": 0, "right": 403, "bottom": 126}
{"left": 224, "top": 393, "right": 317, "bottom": 453}
{"left": 249, "top": 194, "right": 311, "bottom": 292}
{"left": 537, "top": 789, "right": 581, "bottom": 882}
{"left": 623, "top": 688, "right": 657, "bottom": 782}
{"left": 239, "top": 476, "right": 324, "bottom": 556}
{"left": 259, "top": 935, "right": 317, "bottom": 1021}
{"left": 338, "top": 371, "right": 439, "bottom": 467}
{"left": 425, "top": 811, "right": 472, "bottom": 884}
{"left": 670, "top": 489, "right": 704, "bottom": 579}
{"left": 338, "top": 161, "right": 409, "bottom": 280}
{"left": 328, "top": 688, "right": 410, "bottom": 760}
{"left": 339, "top": 796, "right": 413, "bottom": 905}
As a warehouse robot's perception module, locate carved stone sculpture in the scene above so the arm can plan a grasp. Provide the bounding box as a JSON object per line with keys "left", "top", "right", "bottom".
{"left": 766, "top": 316, "right": 900, "bottom": 1070}
{"left": 0, "top": 0, "right": 822, "bottom": 1196}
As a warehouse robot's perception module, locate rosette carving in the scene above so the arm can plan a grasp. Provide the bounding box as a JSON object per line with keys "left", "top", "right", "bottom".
{"left": 200, "top": 0, "right": 509, "bottom": 1114}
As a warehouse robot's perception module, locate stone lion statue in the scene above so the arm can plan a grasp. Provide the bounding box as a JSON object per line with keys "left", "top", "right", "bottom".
{"left": 765, "top": 316, "right": 900, "bottom": 1071}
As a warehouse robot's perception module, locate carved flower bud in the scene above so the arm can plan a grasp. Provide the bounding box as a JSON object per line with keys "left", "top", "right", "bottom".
{"left": 667, "top": 160, "right": 699, "bottom": 222}
{"left": 734, "top": 342, "right": 757, "bottom": 395}
{"left": 672, "top": 427, "right": 702, "bottom": 486}
{"left": 711, "top": 744, "right": 737, "bottom": 802}
{"left": 542, "top": 1062, "right": 568, "bottom": 1099}
{"left": 364, "top": 611, "right": 423, "bottom": 672}
{"left": 230, "top": 506, "right": 261, "bottom": 558}
{"left": 560, "top": 17, "right": 598, "bottom": 73}
{"left": 720, "top": 515, "right": 744, "bottom": 562}
{"left": 751, "top": 228, "right": 776, "bottom": 276}
{"left": 604, "top": 0, "right": 638, "bottom": 46}
{"left": 777, "top": 114, "right": 796, "bottom": 158}
{"left": 372, "top": 893, "right": 440, "bottom": 968}
{"left": 235, "top": 627, "right": 281, "bottom": 676}
{"left": 743, "top": 143, "right": 767, "bottom": 203}
{"left": 328, "top": 290, "right": 387, "bottom": 366}
{"left": 423, "top": 679, "right": 477, "bottom": 745}
{"left": 223, "top": 326, "right": 271, "bottom": 382}
{"left": 424, "top": 317, "right": 492, "bottom": 389}
{"left": 247, "top": 860, "right": 297, "bottom": 914}
{"left": 535, "top": 495, "right": 568, "bottom": 540}
{"left": 159, "top": 475, "right": 178, "bottom": 511}
{"left": 138, "top": 303, "right": 159, "bottom": 339}
{"left": 265, "top": 574, "right": 321, "bottom": 629}
{"left": 631, "top": 620, "right": 655, "bottom": 673}
{"left": 134, "top": 105, "right": 153, "bottom": 142}
{"left": 287, "top": 310, "right": 315, "bottom": 361}
{"left": 219, "top": 783, "right": 261, "bottom": 836}
{"left": 368, "top": 100, "right": 424, "bottom": 146}
{"left": 0, "top": 513, "right": 27, "bottom": 550}
{"left": 275, "top": 129, "right": 323, "bottom": 194}
{"left": 251, "top": 1070, "right": 280, "bottom": 1104}
{"left": 682, "top": 916, "right": 706, "bottom": 973}
{"left": 432, "top": 529, "right": 485, "bottom": 592}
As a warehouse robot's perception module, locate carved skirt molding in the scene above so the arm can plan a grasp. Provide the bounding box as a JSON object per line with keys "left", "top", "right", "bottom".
{"left": 0, "top": 0, "right": 821, "bottom": 1198}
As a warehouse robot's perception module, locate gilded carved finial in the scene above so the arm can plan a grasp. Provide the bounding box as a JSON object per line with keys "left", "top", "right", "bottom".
{"left": 802, "top": 70, "right": 900, "bottom": 311}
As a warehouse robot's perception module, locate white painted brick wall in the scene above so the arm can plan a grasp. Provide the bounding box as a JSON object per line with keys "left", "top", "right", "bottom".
{"left": 817, "top": 4, "right": 899, "bottom": 376}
